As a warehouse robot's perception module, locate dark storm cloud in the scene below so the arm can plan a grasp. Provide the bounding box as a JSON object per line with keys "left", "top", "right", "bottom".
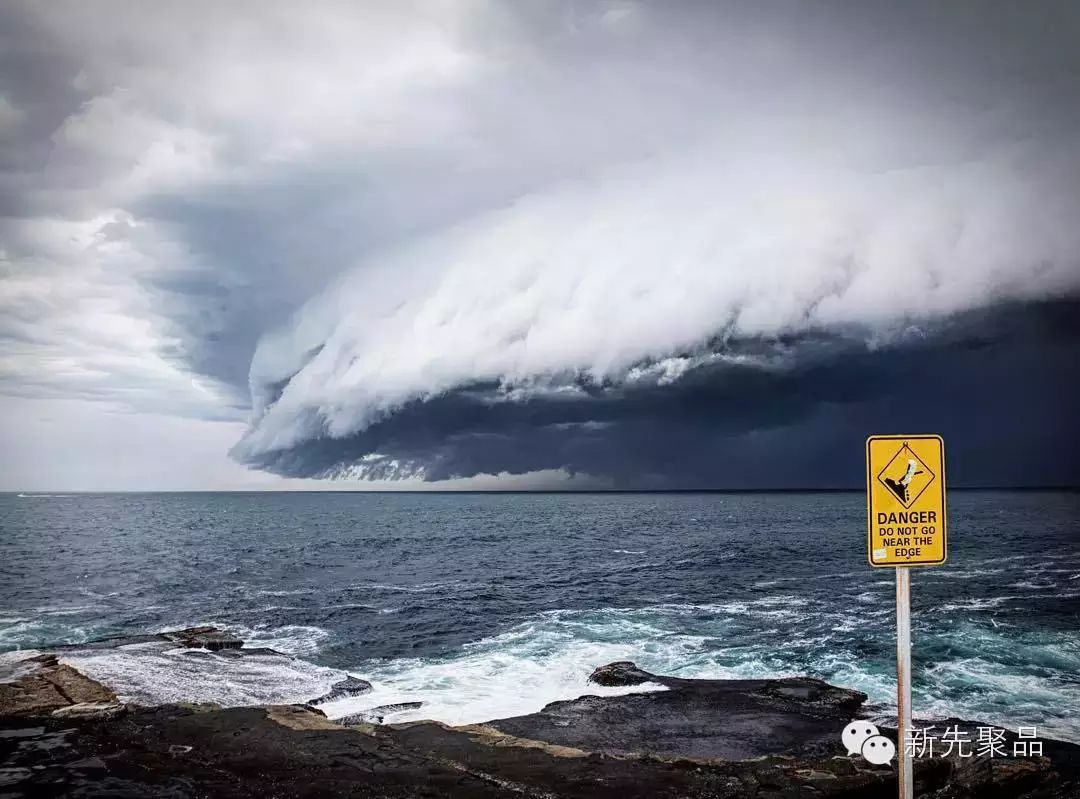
{"left": 234, "top": 300, "right": 1080, "bottom": 487}
{"left": 2, "top": 1, "right": 1080, "bottom": 484}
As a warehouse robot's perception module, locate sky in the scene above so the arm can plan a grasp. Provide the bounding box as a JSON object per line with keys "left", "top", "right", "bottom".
{"left": 1, "top": 0, "right": 1078, "bottom": 490}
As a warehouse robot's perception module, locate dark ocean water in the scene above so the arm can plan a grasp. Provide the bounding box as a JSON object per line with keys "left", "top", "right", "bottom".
{"left": 1, "top": 491, "right": 1078, "bottom": 739}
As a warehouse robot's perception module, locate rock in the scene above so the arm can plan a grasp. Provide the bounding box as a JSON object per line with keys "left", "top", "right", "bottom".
{"left": 0, "top": 673, "right": 68, "bottom": 716}
{"left": 174, "top": 701, "right": 223, "bottom": 712}
{"left": 265, "top": 704, "right": 342, "bottom": 731}
{"left": 493, "top": 673, "right": 866, "bottom": 761}
{"left": 335, "top": 712, "right": 375, "bottom": 725}
{"left": 5, "top": 633, "right": 1077, "bottom": 797}
{"left": 0, "top": 660, "right": 116, "bottom": 717}
{"left": 0, "top": 767, "right": 33, "bottom": 788}
{"left": 0, "top": 726, "right": 45, "bottom": 739}
{"left": 166, "top": 626, "right": 243, "bottom": 651}
{"left": 2, "top": 684, "right": 1077, "bottom": 797}
{"left": 306, "top": 675, "right": 373, "bottom": 706}
{"left": 588, "top": 661, "right": 658, "bottom": 687}
{"left": 753, "top": 677, "right": 867, "bottom": 714}
{"left": 337, "top": 701, "right": 423, "bottom": 725}
{"left": 51, "top": 701, "right": 127, "bottom": 721}
{"left": 48, "top": 664, "right": 119, "bottom": 704}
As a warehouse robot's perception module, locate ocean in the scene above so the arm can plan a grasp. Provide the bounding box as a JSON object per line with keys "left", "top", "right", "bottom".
{"left": 1, "top": 491, "right": 1078, "bottom": 742}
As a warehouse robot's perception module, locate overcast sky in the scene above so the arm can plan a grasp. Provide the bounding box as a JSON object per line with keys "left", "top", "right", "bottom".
{"left": 1, "top": 1, "right": 1078, "bottom": 490}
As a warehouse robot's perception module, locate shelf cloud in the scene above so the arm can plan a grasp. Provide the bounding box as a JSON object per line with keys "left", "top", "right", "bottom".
{"left": 2, "top": 1, "right": 1079, "bottom": 487}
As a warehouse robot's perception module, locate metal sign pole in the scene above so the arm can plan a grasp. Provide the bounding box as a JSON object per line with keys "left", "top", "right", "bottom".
{"left": 895, "top": 565, "right": 913, "bottom": 799}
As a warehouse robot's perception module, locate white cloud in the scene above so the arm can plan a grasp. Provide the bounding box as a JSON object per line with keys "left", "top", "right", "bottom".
{"left": 239, "top": 132, "right": 1080, "bottom": 459}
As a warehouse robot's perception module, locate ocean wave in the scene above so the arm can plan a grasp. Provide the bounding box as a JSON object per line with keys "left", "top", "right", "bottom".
{"left": 226, "top": 623, "right": 331, "bottom": 657}
{"left": 327, "top": 628, "right": 672, "bottom": 726}
{"left": 939, "top": 597, "right": 1011, "bottom": 611}
{"left": 929, "top": 567, "right": 1005, "bottom": 580}
{"left": 316, "top": 600, "right": 1080, "bottom": 744}
{"left": 34, "top": 604, "right": 97, "bottom": 616}
{"left": 752, "top": 570, "right": 860, "bottom": 588}
{"left": 0, "top": 619, "right": 98, "bottom": 650}
{"left": 1007, "top": 580, "right": 1057, "bottom": 590}
{"left": 144, "top": 621, "right": 333, "bottom": 659}
{"left": 329, "top": 600, "right": 819, "bottom": 726}
{"left": 937, "top": 589, "right": 1080, "bottom": 612}
{"left": 364, "top": 582, "right": 448, "bottom": 594}
{"left": 920, "top": 657, "right": 1080, "bottom": 742}
{"left": 5, "top": 597, "right": 1077, "bottom": 745}
{"left": 61, "top": 641, "right": 344, "bottom": 708}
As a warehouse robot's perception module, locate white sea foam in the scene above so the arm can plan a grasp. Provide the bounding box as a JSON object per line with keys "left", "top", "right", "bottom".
{"left": 325, "top": 601, "right": 806, "bottom": 726}
{"left": 0, "top": 619, "right": 95, "bottom": 649}
{"left": 216, "top": 623, "right": 332, "bottom": 658}
{"left": 365, "top": 583, "right": 446, "bottom": 594}
{"left": 320, "top": 600, "right": 1080, "bottom": 744}
{"left": 930, "top": 568, "right": 1005, "bottom": 580}
{"left": 918, "top": 658, "right": 1080, "bottom": 743}
{"left": 0, "top": 649, "right": 42, "bottom": 683}
{"left": 61, "top": 640, "right": 344, "bottom": 707}
{"left": 939, "top": 597, "right": 1011, "bottom": 611}
{"left": 938, "top": 590, "right": 1080, "bottom": 612}
{"left": 35, "top": 604, "right": 96, "bottom": 616}
{"left": 7, "top": 593, "right": 1076, "bottom": 745}
{"left": 323, "top": 628, "right": 671, "bottom": 726}
{"left": 1007, "top": 580, "right": 1056, "bottom": 590}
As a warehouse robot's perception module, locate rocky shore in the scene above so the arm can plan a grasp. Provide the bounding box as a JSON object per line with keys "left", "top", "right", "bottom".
{"left": 2, "top": 627, "right": 1077, "bottom": 798}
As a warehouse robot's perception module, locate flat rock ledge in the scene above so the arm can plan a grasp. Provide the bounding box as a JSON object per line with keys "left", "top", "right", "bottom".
{"left": 0, "top": 654, "right": 116, "bottom": 717}
{"left": 1, "top": 648, "right": 1077, "bottom": 798}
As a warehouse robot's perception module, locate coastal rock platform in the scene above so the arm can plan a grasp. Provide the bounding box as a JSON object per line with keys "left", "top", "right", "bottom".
{"left": 1, "top": 628, "right": 1077, "bottom": 798}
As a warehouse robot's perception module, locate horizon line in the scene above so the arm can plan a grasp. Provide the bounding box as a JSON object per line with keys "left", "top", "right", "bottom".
{"left": 4, "top": 486, "right": 1078, "bottom": 495}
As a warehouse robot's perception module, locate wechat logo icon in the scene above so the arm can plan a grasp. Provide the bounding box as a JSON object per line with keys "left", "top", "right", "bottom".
{"left": 841, "top": 721, "right": 895, "bottom": 765}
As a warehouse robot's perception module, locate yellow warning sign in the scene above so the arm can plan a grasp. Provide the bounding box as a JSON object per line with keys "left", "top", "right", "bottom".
{"left": 866, "top": 434, "right": 947, "bottom": 567}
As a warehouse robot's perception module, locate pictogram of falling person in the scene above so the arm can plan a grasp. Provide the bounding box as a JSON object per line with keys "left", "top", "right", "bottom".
{"left": 883, "top": 458, "right": 923, "bottom": 504}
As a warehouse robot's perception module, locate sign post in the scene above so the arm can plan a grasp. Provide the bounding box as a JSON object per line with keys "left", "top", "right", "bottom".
{"left": 866, "top": 434, "right": 947, "bottom": 799}
{"left": 895, "top": 565, "right": 912, "bottom": 798}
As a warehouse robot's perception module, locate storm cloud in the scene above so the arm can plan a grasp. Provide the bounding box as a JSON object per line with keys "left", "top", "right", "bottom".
{"left": 2, "top": 1, "right": 1079, "bottom": 487}
{"left": 236, "top": 301, "right": 1080, "bottom": 487}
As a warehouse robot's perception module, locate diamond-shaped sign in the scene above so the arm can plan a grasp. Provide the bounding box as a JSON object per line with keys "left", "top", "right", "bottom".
{"left": 876, "top": 443, "right": 935, "bottom": 508}
{"left": 866, "top": 434, "right": 947, "bottom": 568}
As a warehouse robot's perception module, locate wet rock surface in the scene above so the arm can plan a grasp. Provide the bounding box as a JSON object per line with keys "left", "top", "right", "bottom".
{"left": 306, "top": 675, "right": 373, "bottom": 706}
{"left": 50, "top": 702, "right": 126, "bottom": 721}
{"left": 490, "top": 670, "right": 870, "bottom": 761}
{"left": 587, "top": 660, "right": 656, "bottom": 686}
{"left": 1, "top": 648, "right": 1077, "bottom": 798}
{"left": 0, "top": 656, "right": 116, "bottom": 717}
{"left": 164, "top": 626, "right": 244, "bottom": 651}
{"left": 338, "top": 701, "right": 424, "bottom": 725}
